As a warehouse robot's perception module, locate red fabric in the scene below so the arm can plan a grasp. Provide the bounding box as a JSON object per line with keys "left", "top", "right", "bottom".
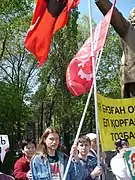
{"left": 66, "top": 1, "right": 116, "bottom": 96}
{"left": 14, "top": 156, "right": 30, "bottom": 180}
{"left": 24, "top": 0, "right": 80, "bottom": 67}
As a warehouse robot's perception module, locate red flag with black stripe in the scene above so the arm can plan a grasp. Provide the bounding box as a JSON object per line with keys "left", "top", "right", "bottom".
{"left": 24, "top": 0, "right": 80, "bottom": 67}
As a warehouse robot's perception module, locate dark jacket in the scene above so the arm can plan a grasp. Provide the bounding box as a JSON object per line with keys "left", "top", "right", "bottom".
{"left": 78, "top": 158, "right": 96, "bottom": 180}
{"left": 95, "top": 0, "right": 135, "bottom": 85}
{"left": 14, "top": 155, "right": 30, "bottom": 180}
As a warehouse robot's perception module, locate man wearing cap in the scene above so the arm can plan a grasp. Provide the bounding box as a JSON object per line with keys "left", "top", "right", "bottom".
{"left": 110, "top": 138, "right": 131, "bottom": 180}
{"left": 86, "top": 133, "right": 97, "bottom": 159}
{"left": 86, "top": 133, "right": 106, "bottom": 180}
{"left": 95, "top": 0, "right": 135, "bottom": 98}
{"left": 86, "top": 133, "right": 106, "bottom": 161}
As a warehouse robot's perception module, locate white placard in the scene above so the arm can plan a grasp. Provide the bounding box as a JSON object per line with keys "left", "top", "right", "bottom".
{"left": 0, "top": 135, "right": 9, "bottom": 162}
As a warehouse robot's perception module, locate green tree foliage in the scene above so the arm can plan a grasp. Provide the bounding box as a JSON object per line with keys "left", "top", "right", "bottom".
{"left": 97, "top": 26, "right": 122, "bottom": 98}
{"left": 0, "top": 0, "right": 38, "bottom": 144}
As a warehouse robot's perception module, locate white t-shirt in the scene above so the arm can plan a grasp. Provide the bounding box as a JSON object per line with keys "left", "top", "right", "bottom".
{"left": 110, "top": 153, "right": 131, "bottom": 180}
{"left": 50, "top": 162, "right": 60, "bottom": 180}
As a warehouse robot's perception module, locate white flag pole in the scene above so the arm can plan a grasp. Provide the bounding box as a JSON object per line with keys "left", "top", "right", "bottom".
{"left": 63, "top": 3, "right": 106, "bottom": 180}
{"left": 62, "top": 49, "right": 103, "bottom": 180}
{"left": 62, "top": 76, "right": 94, "bottom": 180}
{"left": 87, "top": 0, "right": 100, "bottom": 167}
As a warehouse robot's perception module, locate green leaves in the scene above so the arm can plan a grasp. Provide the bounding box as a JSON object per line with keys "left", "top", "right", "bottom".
{"left": 0, "top": 0, "right": 38, "bottom": 142}
{"left": 97, "top": 26, "right": 122, "bottom": 98}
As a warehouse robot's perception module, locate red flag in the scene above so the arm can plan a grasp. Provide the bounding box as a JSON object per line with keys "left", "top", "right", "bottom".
{"left": 24, "top": 0, "right": 80, "bottom": 67}
{"left": 66, "top": 0, "right": 116, "bottom": 96}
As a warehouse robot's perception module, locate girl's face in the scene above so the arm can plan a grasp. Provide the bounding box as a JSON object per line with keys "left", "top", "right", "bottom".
{"left": 45, "top": 133, "right": 60, "bottom": 151}
{"left": 23, "top": 143, "right": 36, "bottom": 158}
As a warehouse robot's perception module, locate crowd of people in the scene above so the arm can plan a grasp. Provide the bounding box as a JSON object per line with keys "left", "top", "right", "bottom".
{"left": 1, "top": 0, "right": 135, "bottom": 179}
{"left": 13, "top": 127, "right": 103, "bottom": 180}
{"left": 1, "top": 126, "right": 129, "bottom": 180}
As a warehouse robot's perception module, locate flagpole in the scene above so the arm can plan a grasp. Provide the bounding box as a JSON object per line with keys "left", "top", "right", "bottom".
{"left": 62, "top": 78, "right": 94, "bottom": 180}
{"left": 63, "top": 0, "right": 115, "bottom": 178}
{"left": 87, "top": 0, "right": 100, "bottom": 167}
{"left": 63, "top": 2, "right": 105, "bottom": 179}
{"left": 62, "top": 52, "right": 102, "bottom": 180}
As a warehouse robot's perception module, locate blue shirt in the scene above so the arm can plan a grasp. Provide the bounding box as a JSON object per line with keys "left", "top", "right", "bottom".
{"left": 79, "top": 158, "right": 94, "bottom": 180}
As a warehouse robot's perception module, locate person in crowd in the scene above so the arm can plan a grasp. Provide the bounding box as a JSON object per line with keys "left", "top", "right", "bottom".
{"left": 95, "top": 0, "right": 135, "bottom": 98}
{"left": 86, "top": 133, "right": 105, "bottom": 164}
{"left": 0, "top": 172, "right": 15, "bottom": 180}
{"left": 14, "top": 139, "right": 36, "bottom": 180}
{"left": 76, "top": 135, "right": 102, "bottom": 180}
{"left": 30, "top": 126, "right": 83, "bottom": 180}
{"left": 86, "top": 133, "right": 97, "bottom": 159}
{"left": 86, "top": 133, "right": 106, "bottom": 179}
{"left": 110, "top": 138, "right": 131, "bottom": 180}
